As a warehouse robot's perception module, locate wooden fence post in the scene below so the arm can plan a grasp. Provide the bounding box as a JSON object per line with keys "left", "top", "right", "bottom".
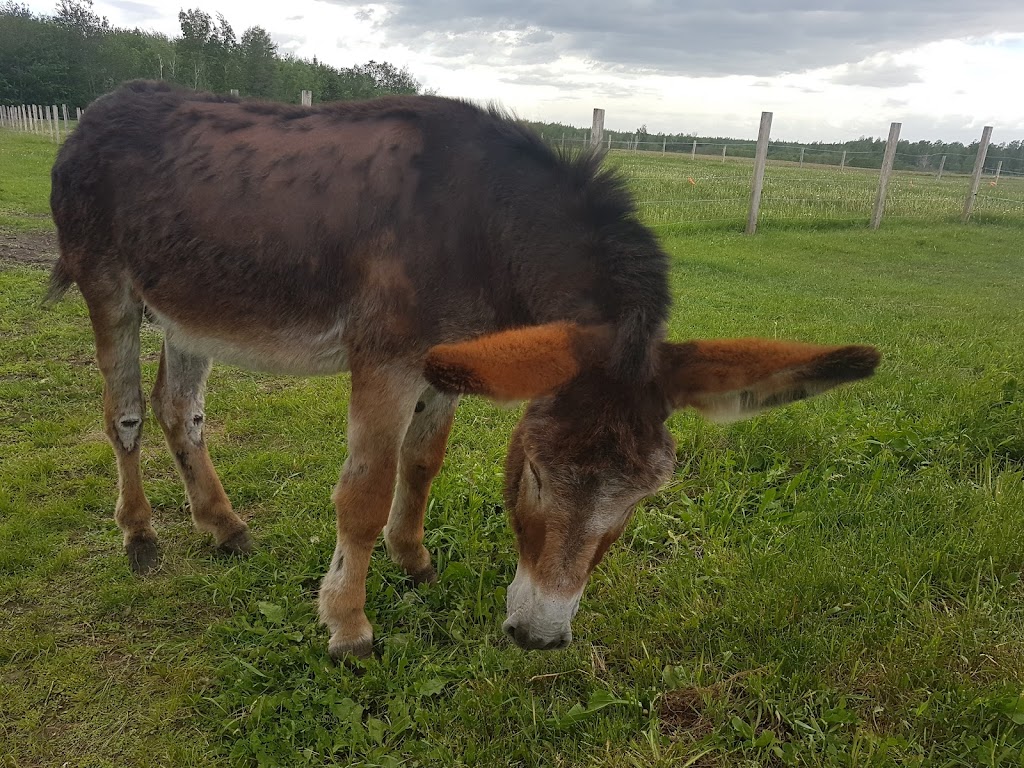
{"left": 62, "top": 103, "right": 68, "bottom": 123}
{"left": 662, "top": 136, "right": 666, "bottom": 153}
{"left": 870, "top": 121, "right": 901, "bottom": 230}
{"left": 52, "top": 104, "right": 60, "bottom": 141}
{"left": 994, "top": 159, "right": 1003, "bottom": 184}
{"left": 745, "top": 111, "right": 773, "bottom": 236}
{"left": 963, "top": 126, "right": 993, "bottom": 222}
{"left": 840, "top": 150, "right": 847, "bottom": 171}
{"left": 722, "top": 144, "right": 727, "bottom": 163}
{"left": 590, "top": 108, "right": 605, "bottom": 148}
{"left": 799, "top": 147, "right": 805, "bottom": 167}
{"left": 76, "top": 107, "right": 82, "bottom": 120}
{"left": 230, "top": 89, "right": 239, "bottom": 97}
{"left": 936, "top": 155, "right": 946, "bottom": 180}
{"left": 691, "top": 140, "right": 697, "bottom": 160}
{"left": 300, "top": 90, "right": 312, "bottom": 106}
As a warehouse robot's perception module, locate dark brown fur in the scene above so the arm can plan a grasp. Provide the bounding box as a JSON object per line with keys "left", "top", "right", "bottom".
{"left": 49, "top": 80, "right": 669, "bottom": 373}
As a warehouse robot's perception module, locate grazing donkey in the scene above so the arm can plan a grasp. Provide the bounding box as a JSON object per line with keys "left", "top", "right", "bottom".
{"left": 48, "top": 81, "right": 879, "bottom": 657}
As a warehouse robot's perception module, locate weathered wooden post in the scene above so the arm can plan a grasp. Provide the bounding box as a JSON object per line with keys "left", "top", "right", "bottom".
{"left": 870, "top": 121, "right": 901, "bottom": 230}
{"left": 994, "top": 159, "right": 1003, "bottom": 184}
{"left": 691, "top": 139, "right": 697, "bottom": 160}
{"left": 963, "top": 126, "right": 993, "bottom": 222}
{"left": 799, "top": 147, "right": 805, "bottom": 167}
{"left": 936, "top": 155, "right": 946, "bottom": 180}
{"left": 230, "top": 88, "right": 239, "bottom": 97}
{"left": 840, "top": 149, "right": 847, "bottom": 171}
{"left": 590, "top": 108, "right": 604, "bottom": 148}
{"left": 745, "top": 111, "right": 773, "bottom": 236}
{"left": 301, "top": 90, "right": 312, "bottom": 106}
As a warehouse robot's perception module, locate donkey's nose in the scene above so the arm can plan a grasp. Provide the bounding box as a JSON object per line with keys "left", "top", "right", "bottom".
{"left": 503, "top": 619, "right": 571, "bottom": 651}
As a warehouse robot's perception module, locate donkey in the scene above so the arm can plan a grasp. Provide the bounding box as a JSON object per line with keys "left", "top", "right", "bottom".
{"left": 48, "top": 81, "right": 879, "bottom": 657}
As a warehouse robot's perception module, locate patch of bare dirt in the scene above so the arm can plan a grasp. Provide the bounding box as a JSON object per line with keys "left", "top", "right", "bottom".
{"left": 0, "top": 228, "right": 58, "bottom": 266}
{"left": 659, "top": 688, "right": 714, "bottom": 741}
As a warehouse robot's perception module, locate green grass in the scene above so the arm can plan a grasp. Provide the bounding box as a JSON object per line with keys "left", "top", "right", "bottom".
{"left": 0, "top": 131, "right": 57, "bottom": 232}
{"left": 606, "top": 152, "right": 1024, "bottom": 228}
{"left": 2, "top": 130, "right": 1024, "bottom": 766}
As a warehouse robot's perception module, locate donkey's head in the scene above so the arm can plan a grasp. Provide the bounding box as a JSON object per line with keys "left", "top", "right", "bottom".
{"left": 426, "top": 323, "right": 879, "bottom": 650}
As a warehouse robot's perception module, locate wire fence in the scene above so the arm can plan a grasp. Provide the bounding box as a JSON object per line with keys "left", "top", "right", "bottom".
{"left": 554, "top": 134, "right": 1024, "bottom": 231}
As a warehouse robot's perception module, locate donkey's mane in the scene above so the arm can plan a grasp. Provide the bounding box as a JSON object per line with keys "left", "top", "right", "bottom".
{"left": 480, "top": 103, "right": 671, "bottom": 383}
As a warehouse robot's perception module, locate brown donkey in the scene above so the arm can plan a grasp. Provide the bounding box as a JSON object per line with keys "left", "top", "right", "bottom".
{"left": 48, "top": 81, "right": 879, "bottom": 657}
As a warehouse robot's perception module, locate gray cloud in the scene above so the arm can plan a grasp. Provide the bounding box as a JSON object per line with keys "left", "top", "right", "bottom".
{"left": 316, "top": 0, "right": 1024, "bottom": 78}
{"left": 832, "top": 58, "right": 923, "bottom": 87}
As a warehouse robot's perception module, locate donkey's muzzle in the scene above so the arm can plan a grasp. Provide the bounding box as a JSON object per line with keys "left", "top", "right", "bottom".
{"left": 502, "top": 618, "right": 571, "bottom": 651}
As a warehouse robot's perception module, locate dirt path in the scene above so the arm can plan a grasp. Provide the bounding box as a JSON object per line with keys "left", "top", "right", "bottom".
{"left": 0, "top": 228, "right": 59, "bottom": 267}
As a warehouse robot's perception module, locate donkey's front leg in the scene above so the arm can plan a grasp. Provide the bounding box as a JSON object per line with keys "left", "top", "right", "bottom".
{"left": 319, "top": 367, "right": 422, "bottom": 659}
{"left": 384, "top": 387, "right": 459, "bottom": 584}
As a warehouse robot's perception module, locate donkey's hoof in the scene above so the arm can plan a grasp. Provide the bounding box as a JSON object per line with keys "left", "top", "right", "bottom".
{"left": 127, "top": 537, "right": 160, "bottom": 575}
{"left": 218, "top": 528, "right": 254, "bottom": 556}
{"left": 408, "top": 564, "right": 437, "bottom": 585}
{"left": 328, "top": 632, "right": 374, "bottom": 661}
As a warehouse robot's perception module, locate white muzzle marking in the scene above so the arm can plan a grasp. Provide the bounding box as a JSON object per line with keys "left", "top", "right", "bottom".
{"left": 503, "top": 564, "right": 583, "bottom": 650}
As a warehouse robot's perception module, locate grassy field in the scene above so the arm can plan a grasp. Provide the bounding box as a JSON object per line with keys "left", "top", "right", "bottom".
{"left": 606, "top": 152, "right": 1024, "bottom": 229}
{"left": 2, "top": 129, "right": 1024, "bottom": 766}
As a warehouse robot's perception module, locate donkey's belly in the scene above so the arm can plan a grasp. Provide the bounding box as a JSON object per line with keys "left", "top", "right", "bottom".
{"left": 147, "top": 307, "right": 350, "bottom": 376}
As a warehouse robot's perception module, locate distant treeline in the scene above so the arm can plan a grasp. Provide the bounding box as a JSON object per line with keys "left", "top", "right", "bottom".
{"left": 0, "top": 0, "right": 421, "bottom": 108}
{"left": 527, "top": 123, "right": 1024, "bottom": 176}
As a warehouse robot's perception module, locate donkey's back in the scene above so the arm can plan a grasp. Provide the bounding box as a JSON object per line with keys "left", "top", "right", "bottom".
{"left": 51, "top": 81, "right": 611, "bottom": 363}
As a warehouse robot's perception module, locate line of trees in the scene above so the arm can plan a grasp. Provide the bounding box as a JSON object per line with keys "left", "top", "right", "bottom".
{"left": 527, "top": 122, "right": 1024, "bottom": 176}
{"left": 0, "top": 0, "right": 421, "bottom": 108}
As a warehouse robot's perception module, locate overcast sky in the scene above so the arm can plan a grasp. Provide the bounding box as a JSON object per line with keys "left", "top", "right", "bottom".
{"left": 29, "top": 0, "right": 1024, "bottom": 143}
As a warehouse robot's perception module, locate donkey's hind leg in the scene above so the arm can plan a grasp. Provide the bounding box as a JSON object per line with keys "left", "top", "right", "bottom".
{"left": 151, "top": 341, "right": 253, "bottom": 554}
{"left": 84, "top": 291, "right": 158, "bottom": 573}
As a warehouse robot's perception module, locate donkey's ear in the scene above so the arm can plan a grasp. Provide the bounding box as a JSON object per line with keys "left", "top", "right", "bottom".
{"left": 424, "top": 323, "right": 612, "bottom": 401}
{"left": 659, "top": 338, "right": 880, "bottom": 422}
